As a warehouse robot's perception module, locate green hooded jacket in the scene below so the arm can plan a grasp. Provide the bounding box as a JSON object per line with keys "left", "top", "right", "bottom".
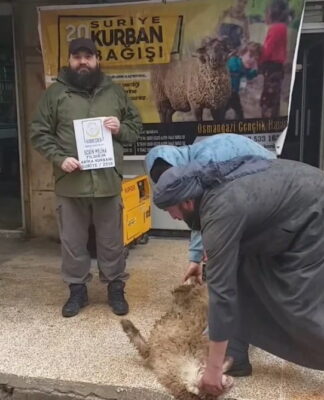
{"left": 30, "top": 69, "right": 142, "bottom": 197}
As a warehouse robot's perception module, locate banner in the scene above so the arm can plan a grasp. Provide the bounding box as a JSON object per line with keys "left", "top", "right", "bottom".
{"left": 38, "top": 0, "right": 305, "bottom": 156}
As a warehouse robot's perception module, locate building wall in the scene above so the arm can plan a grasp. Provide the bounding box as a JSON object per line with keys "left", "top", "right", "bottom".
{"left": 13, "top": 0, "right": 324, "bottom": 238}
{"left": 13, "top": 0, "right": 71, "bottom": 238}
{"left": 13, "top": 0, "right": 188, "bottom": 238}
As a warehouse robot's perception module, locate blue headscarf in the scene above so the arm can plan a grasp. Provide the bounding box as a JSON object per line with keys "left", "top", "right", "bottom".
{"left": 145, "top": 134, "right": 276, "bottom": 174}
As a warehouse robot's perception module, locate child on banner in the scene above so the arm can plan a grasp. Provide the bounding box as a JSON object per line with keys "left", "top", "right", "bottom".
{"left": 260, "top": 0, "right": 289, "bottom": 118}
{"left": 225, "top": 42, "right": 262, "bottom": 120}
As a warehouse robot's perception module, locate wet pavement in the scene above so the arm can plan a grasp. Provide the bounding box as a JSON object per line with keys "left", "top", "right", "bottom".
{"left": 0, "top": 237, "right": 323, "bottom": 399}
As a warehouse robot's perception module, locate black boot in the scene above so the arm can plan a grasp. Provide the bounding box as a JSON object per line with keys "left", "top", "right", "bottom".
{"left": 62, "top": 284, "right": 89, "bottom": 318}
{"left": 226, "top": 359, "right": 252, "bottom": 377}
{"left": 226, "top": 338, "right": 252, "bottom": 377}
{"left": 107, "top": 280, "right": 129, "bottom": 316}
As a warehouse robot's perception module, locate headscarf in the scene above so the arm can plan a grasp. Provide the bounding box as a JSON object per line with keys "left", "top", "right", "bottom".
{"left": 145, "top": 134, "right": 276, "bottom": 174}
{"left": 145, "top": 145, "right": 190, "bottom": 173}
{"left": 153, "top": 155, "right": 272, "bottom": 209}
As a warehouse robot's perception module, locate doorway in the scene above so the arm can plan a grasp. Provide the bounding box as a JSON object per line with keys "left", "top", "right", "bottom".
{"left": 0, "top": 14, "right": 21, "bottom": 229}
{"left": 282, "top": 32, "right": 324, "bottom": 167}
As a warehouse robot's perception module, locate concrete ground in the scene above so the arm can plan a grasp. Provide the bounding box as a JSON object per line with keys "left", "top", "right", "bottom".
{"left": 0, "top": 237, "right": 323, "bottom": 400}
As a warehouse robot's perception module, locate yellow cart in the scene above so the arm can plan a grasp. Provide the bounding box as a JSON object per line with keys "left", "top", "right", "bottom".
{"left": 87, "top": 175, "right": 151, "bottom": 258}
{"left": 122, "top": 175, "right": 151, "bottom": 254}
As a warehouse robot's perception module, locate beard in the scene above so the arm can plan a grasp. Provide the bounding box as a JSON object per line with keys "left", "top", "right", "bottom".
{"left": 65, "top": 64, "right": 103, "bottom": 91}
{"left": 180, "top": 201, "right": 201, "bottom": 231}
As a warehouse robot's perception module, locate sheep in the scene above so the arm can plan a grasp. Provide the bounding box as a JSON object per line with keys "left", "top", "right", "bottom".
{"left": 120, "top": 283, "right": 233, "bottom": 400}
{"left": 151, "top": 37, "right": 231, "bottom": 122}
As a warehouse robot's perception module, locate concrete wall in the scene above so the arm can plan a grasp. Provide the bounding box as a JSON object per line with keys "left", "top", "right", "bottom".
{"left": 13, "top": 0, "right": 58, "bottom": 238}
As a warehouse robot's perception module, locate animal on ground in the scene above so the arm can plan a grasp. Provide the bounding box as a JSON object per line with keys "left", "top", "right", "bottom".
{"left": 150, "top": 37, "right": 231, "bottom": 122}
{"left": 121, "top": 283, "right": 233, "bottom": 400}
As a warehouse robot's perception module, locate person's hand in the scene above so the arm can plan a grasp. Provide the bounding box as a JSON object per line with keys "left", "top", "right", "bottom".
{"left": 202, "top": 250, "right": 208, "bottom": 262}
{"left": 183, "top": 262, "right": 203, "bottom": 285}
{"left": 61, "top": 157, "right": 82, "bottom": 173}
{"left": 199, "top": 364, "right": 233, "bottom": 397}
{"left": 103, "top": 117, "right": 121, "bottom": 135}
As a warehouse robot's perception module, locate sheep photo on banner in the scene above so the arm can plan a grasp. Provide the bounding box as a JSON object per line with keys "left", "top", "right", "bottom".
{"left": 38, "top": 0, "right": 305, "bottom": 156}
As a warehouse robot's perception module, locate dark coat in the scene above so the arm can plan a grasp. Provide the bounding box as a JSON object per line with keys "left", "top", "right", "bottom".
{"left": 201, "top": 159, "right": 324, "bottom": 369}
{"left": 30, "top": 69, "right": 142, "bottom": 197}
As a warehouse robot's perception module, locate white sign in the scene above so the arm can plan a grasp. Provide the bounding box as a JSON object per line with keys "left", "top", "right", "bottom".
{"left": 73, "top": 117, "right": 115, "bottom": 170}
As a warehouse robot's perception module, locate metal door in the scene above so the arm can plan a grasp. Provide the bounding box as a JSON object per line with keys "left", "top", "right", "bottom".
{"left": 282, "top": 33, "right": 324, "bottom": 167}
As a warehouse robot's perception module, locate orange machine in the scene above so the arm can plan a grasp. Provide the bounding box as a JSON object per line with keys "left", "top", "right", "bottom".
{"left": 121, "top": 175, "right": 151, "bottom": 251}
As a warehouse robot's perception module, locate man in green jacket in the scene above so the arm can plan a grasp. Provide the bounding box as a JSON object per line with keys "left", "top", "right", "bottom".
{"left": 30, "top": 38, "right": 142, "bottom": 318}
